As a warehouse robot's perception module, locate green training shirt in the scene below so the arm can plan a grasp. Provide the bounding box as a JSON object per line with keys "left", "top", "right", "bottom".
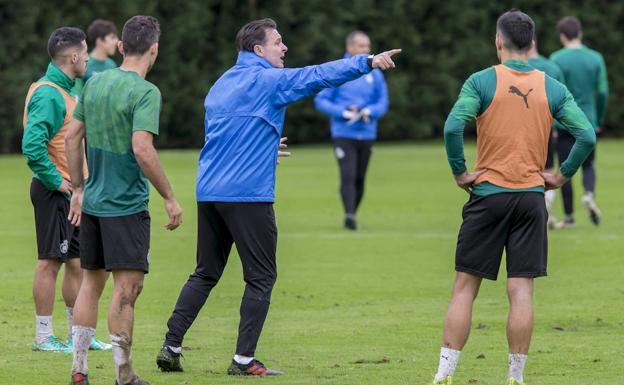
{"left": 528, "top": 55, "right": 564, "bottom": 82}
{"left": 72, "top": 54, "right": 117, "bottom": 97}
{"left": 22, "top": 63, "right": 75, "bottom": 190}
{"left": 444, "top": 60, "right": 596, "bottom": 196}
{"left": 550, "top": 45, "right": 608, "bottom": 127}
{"left": 74, "top": 68, "right": 161, "bottom": 217}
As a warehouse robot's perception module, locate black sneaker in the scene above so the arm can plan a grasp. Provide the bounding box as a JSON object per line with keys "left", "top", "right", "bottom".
{"left": 344, "top": 217, "right": 357, "bottom": 230}
{"left": 70, "top": 373, "right": 89, "bottom": 385}
{"left": 115, "top": 375, "right": 150, "bottom": 385}
{"left": 156, "top": 346, "right": 184, "bottom": 372}
{"left": 227, "top": 359, "right": 283, "bottom": 377}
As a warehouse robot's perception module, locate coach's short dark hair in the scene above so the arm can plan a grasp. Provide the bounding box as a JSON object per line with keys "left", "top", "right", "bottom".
{"left": 557, "top": 16, "right": 582, "bottom": 40}
{"left": 87, "top": 19, "right": 117, "bottom": 47}
{"left": 121, "top": 15, "right": 160, "bottom": 56}
{"left": 47, "top": 27, "right": 86, "bottom": 61}
{"left": 496, "top": 9, "right": 535, "bottom": 52}
{"left": 235, "top": 18, "right": 277, "bottom": 52}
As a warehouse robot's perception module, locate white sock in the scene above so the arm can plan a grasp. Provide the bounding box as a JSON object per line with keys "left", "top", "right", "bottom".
{"left": 166, "top": 345, "right": 182, "bottom": 354}
{"left": 234, "top": 354, "right": 254, "bottom": 365}
{"left": 111, "top": 334, "right": 135, "bottom": 384}
{"left": 434, "top": 347, "right": 461, "bottom": 382}
{"left": 66, "top": 307, "right": 74, "bottom": 341}
{"left": 35, "top": 315, "right": 53, "bottom": 344}
{"left": 508, "top": 353, "right": 527, "bottom": 383}
{"left": 71, "top": 326, "right": 95, "bottom": 375}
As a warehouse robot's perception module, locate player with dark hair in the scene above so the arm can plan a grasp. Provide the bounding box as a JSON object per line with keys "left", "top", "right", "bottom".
{"left": 23, "top": 26, "right": 109, "bottom": 353}
{"left": 66, "top": 15, "right": 183, "bottom": 385}
{"left": 428, "top": 10, "right": 595, "bottom": 385}
{"left": 72, "top": 19, "right": 118, "bottom": 96}
{"left": 551, "top": 16, "right": 608, "bottom": 228}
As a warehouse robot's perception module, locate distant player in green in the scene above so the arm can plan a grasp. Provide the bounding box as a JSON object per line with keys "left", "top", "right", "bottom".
{"left": 65, "top": 16, "right": 183, "bottom": 385}
{"left": 72, "top": 19, "right": 118, "bottom": 97}
{"left": 430, "top": 10, "right": 595, "bottom": 385}
{"left": 528, "top": 34, "right": 564, "bottom": 227}
{"left": 551, "top": 16, "right": 608, "bottom": 227}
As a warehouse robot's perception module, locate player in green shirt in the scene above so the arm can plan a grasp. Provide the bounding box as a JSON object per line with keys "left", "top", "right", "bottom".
{"left": 551, "top": 16, "right": 608, "bottom": 227}
{"left": 65, "top": 16, "right": 183, "bottom": 385}
{"left": 72, "top": 19, "right": 118, "bottom": 97}
{"left": 528, "top": 34, "right": 564, "bottom": 227}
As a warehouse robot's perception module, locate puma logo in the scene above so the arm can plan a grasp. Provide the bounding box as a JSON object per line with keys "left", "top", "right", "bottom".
{"left": 508, "top": 86, "right": 533, "bottom": 109}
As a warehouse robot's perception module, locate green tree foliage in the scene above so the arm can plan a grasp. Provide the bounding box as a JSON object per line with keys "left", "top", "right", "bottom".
{"left": 1, "top": 0, "right": 622, "bottom": 152}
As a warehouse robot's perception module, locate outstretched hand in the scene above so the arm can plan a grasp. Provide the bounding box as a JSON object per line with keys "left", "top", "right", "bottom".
{"left": 371, "top": 49, "right": 402, "bottom": 70}
{"left": 454, "top": 169, "right": 487, "bottom": 194}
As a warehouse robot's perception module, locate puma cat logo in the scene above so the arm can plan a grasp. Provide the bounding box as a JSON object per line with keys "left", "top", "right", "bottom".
{"left": 509, "top": 85, "right": 533, "bottom": 109}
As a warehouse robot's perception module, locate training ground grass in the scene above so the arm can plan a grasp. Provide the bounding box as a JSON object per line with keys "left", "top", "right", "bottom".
{"left": 1, "top": 141, "right": 623, "bottom": 385}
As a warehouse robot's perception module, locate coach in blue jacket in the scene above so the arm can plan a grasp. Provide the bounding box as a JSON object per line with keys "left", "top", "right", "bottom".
{"left": 315, "top": 31, "right": 389, "bottom": 230}
{"left": 158, "top": 18, "right": 400, "bottom": 376}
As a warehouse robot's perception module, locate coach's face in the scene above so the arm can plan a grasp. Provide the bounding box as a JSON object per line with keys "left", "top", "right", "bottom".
{"left": 255, "top": 28, "right": 288, "bottom": 68}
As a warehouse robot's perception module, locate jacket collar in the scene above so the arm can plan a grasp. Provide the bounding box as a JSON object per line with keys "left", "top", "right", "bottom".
{"left": 45, "top": 62, "right": 75, "bottom": 92}
{"left": 236, "top": 51, "right": 273, "bottom": 69}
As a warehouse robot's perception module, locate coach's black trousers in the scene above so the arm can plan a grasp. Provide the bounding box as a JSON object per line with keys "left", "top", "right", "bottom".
{"left": 164, "top": 202, "right": 277, "bottom": 357}
{"left": 334, "top": 138, "right": 374, "bottom": 216}
{"left": 557, "top": 130, "right": 596, "bottom": 216}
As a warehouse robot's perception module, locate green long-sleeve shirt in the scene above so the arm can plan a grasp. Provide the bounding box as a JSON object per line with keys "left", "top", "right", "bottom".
{"left": 550, "top": 45, "right": 608, "bottom": 127}
{"left": 528, "top": 55, "right": 564, "bottom": 82}
{"left": 444, "top": 60, "right": 596, "bottom": 196}
{"left": 22, "top": 63, "right": 75, "bottom": 190}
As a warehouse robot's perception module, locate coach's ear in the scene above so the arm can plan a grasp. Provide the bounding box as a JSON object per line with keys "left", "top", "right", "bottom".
{"left": 117, "top": 40, "right": 125, "bottom": 56}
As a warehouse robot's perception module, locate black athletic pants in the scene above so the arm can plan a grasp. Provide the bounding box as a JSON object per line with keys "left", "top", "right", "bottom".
{"left": 557, "top": 130, "right": 596, "bottom": 216}
{"left": 164, "top": 202, "right": 277, "bottom": 357}
{"left": 334, "top": 138, "right": 373, "bottom": 216}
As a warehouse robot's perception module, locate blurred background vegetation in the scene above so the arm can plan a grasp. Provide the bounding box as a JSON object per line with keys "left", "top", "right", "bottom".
{"left": 1, "top": 0, "right": 622, "bottom": 152}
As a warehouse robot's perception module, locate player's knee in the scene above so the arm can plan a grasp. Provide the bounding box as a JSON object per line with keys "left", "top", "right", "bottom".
{"left": 37, "top": 259, "right": 61, "bottom": 277}
{"left": 116, "top": 279, "right": 144, "bottom": 300}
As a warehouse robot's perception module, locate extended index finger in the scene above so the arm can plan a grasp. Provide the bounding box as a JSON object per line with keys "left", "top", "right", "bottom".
{"left": 385, "top": 48, "right": 402, "bottom": 57}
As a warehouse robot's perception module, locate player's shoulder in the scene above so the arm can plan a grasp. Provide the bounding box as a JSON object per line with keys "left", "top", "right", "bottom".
{"left": 29, "top": 81, "right": 66, "bottom": 106}
{"left": 133, "top": 78, "right": 161, "bottom": 104}
{"left": 583, "top": 46, "right": 605, "bottom": 62}
{"left": 549, "top": 48, "right": 568, "bottom": 62}
{"left": 464, "top": 66, "right": 495, "bottom": 87}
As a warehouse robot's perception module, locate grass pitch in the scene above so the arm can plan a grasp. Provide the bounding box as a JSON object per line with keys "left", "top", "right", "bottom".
{"left": 1, "top": 141, "right": 622, "bottom": 385}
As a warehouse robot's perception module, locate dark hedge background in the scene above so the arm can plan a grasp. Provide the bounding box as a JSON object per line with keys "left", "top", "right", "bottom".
{"left": 1, "top": 0, "right": 622, "bottom": 152}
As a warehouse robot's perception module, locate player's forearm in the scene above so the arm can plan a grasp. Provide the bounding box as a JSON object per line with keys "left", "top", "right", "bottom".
{"left": 559, "top": 128, "right": 596, "bottom": 178}
{"left": 444, "top": 115, "right": 467, "bottom": 175}
{"left": 134, "top": 144, "right": 174, "bottom": 200}
{"left": 314, "top": 97, "right": 343, "bottom": 118}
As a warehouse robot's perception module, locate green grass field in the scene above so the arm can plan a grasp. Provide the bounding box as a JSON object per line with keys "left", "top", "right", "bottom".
{"left": 1, "top": 141, "right": 623, "bottom": 385}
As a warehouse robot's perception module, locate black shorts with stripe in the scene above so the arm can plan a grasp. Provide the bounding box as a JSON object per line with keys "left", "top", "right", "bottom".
{"left": 455, "top": 192, "right": 548, "bottom": 280}
{"left": 80, "top": 211, "right": 151, "bottom": 273}
{"left": 30, "top": 178, "right": 79, "bottom": 261}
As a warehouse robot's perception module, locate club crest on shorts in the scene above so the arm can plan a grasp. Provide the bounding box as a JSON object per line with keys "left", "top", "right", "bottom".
{"left": 60, "top": 239, "right": 69, "bottom": 254}
{"left": 365, "top": 74, "right": 374, "bottom": 84}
